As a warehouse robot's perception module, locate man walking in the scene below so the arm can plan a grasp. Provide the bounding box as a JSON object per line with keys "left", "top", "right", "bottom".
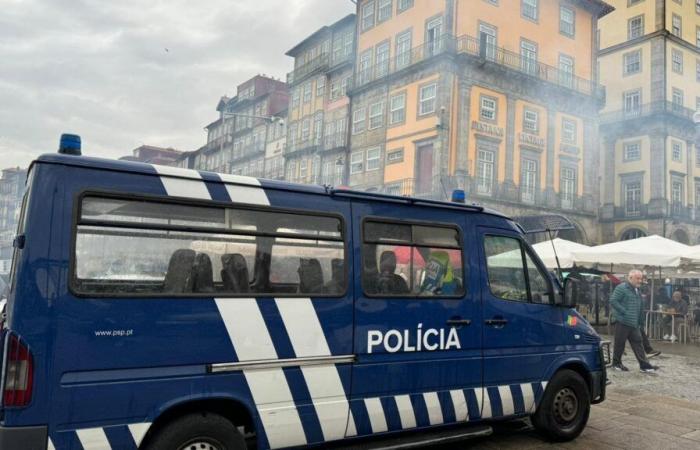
{"left": 611, "top": 269, "right": 659, "bottom": 373}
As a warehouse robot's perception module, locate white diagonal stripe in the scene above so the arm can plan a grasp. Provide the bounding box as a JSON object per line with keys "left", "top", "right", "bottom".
{"left": 477, "top": 387, "right": 492, "bottom": 419}
{"left": 498, "top": 385, "right": 515, "bottom": 416}
{"left": 48, "top": 438, "right": 56, "bottom": 450}
{"left": 449, "top": 389, "right": 469, "bottom": 422}
{"left": 76, "top": 428, "right": 110, "bottom": 450}
{"left": 541, "top": 381, "right": 548, "bottom": 391}
{"left": 224, "top": 184, "right": 270, "bottom": 206}
{"left": 520, "top": 383, "right": 536, "bottom": 413}
{"left": 128, "top": 423, "right": 151, "bottom": 447}
{"left": 215, "top": 298, "right": 306, "bottom": 449}
{"left": 276, "top": 297, "right": 355, "bottom": 442}
{"left": 153, "top": 165, "right": 210, "bottom": 199}
{"left": 394, "top": 395, "right": 417, "bottom": 429}
{"left": 423, "top": 392, "right": 444, "bottom": 425}
{"left": 218, "top": 173, "right": 264, "bottom": 187}
{"left": 364, "top": 398, "right": 388, "bottom": 433}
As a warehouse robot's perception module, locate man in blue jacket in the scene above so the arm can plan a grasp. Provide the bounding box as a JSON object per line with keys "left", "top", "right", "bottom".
{"left": 611, "top": 269, "right": 659, "bottom": 373}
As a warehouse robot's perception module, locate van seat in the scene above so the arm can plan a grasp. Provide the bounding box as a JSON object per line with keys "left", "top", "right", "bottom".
{"left": 221, "top": 254, "right": 250, "bottom": 293}
{"left": 163, "top": 249, "right": 196, "bottom": 293}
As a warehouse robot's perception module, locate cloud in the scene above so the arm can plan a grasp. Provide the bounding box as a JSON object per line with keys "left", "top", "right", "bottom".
{"left": 0, "top": 0, "right": 355, "bottom": 167}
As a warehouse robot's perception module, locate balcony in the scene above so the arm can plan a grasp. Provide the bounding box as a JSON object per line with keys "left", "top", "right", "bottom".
{"left": 323, "top": 132, "right": 348, "bottom": 151}
{"left": 287, "top": 53, "right": 330, "bottom": 85}
{"left": 348, "top": 34, "right": 602, "bottom": 99}
{"left": 600, "top": 101, "right": 696, "bottom": 124}
{"left": 286, "top": 137, "right": 322, "bottom": 155}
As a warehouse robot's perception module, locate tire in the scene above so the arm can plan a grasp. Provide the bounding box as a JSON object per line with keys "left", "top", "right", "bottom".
{"left": 144, "top": 412, "right": 246, "bottom": 450}
{"left": 531, "top": 369, "right": 591, "bottom": 442}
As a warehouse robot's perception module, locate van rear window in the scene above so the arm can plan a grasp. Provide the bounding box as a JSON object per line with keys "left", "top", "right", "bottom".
{"left": 72, "top": 195, "right": 346, "bottom": 297}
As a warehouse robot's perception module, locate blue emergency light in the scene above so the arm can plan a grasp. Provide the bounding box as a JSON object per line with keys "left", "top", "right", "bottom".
{"left": 451, "top": 189, "right": 466, "bottom": 204}
{"left": 59, "top": 133, "right": 82, "bottom": 156}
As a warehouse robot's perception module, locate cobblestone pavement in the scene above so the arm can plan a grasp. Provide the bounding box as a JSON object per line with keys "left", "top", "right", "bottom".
{"left": 438, "top": 345, "right": 700, "bottom": 449}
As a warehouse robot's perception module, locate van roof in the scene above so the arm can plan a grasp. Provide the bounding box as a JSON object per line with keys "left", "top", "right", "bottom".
{"left": 34, "top": 153, "right": 512, "bottom": 221}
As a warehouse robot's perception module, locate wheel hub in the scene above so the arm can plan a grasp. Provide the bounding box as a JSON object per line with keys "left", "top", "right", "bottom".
{"left": 178, "top": 440, "right": 223, "bottom": 450}
{"left": 553, "top": 387, "right": 579, "bottom": 424}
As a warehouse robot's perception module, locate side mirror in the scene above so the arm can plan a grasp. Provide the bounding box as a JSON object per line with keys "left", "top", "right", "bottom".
{"left": 563, "top": 277, "right": 580, "bottom": 308}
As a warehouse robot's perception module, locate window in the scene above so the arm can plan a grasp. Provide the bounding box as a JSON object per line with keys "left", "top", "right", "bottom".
{"left": 73, "top": 196, "right": 345, "bottom": 297}
{"left": 303, "top": 82, "right": 312, "bottom": 103}
{"left": 696, "top": 26, "right": 700, "bottom": 47}
{"left": 316, "top": 76, "right": 326, "bottom": 97}
{"left": 378, "top": 0, "right": 392, "bottom": 22}
{"left": 419, "top": 83, "right": 437, "bottom": 116}
{"left": 624, "top": 90, "right": 641, "bottom": 115}
{"left": 624, "top": 180, "right": 642, "bottom": 216}
{"left": 362, "top": 220, "right": 464, "bottom": 297}
{"left": 697, "top": 0, "right": 700, "bottom": 14}
{"left": 523, "top": 108, "right": 539, "bottom": 133}
{"left": 558, "top": 54, "right": 574, "bottom": 88}
{"left": 350, "top": 151, "right": 364, "bottom": 174}
{"left": 375, "top": 41, "right": 390, "bottom": 77}
{"left": 672, "top": 88, "right": 684, "bottom": 110}
{"left": 366, "top": 147, "right": 381, "bottom": 171}
{"left": 562, "top": 118, "right": 577, "bottom": 143}
{"left": 387, "top": 149, "right": 404, "bottom": 164}
{"left": 484, "top": 235, "right": 551, "bottom": 303}
{"left": 359, "top": 49, "right": 373, "bottom": 84}
{"left": 672, "top": 140, "right": 683, "bottom": 162}
{"left": 521, "top": 158, "right": 537, "bottom": 204}
{"left": 292, "top": 89, "right": 300, "bottom": 109}
{"left": 520, "top": 39, "right": 538, "bottom": 75}
{"left": 479, "top": 23, "right": 497, "bottom": 60}
{"left": 426, "top": 17, "right": 444, "bottom": 55}
{"left": 522, "top": 0, "right": 538, "bottom": 21}
{"left": 672, "top": 14, "right": 682, "bottom": 37}
{"left": 389, "top": 92, "right": 406, "bottom": 124}
{"left": 361, "top": 0, "right": 376, "bottom": 31}
{"left": 352, "top": 107, "right": 366, "bottom": 134}
{"left": 672, "top": 49, "right": 683, "bottom": 74}
{"left": 299, "top": 159, "right": 308, "bottom": 178}
{"left": 623, "top": 50, "right": 641, "bottom": 75}
{"left": 301, "top": 118, "right": 311, "bottom": 141}
{"left": 560, "top": 6, "right": 575, "bottom": 37}
{"left": 624, "top": 142, "right": 641, "bottom": 161}
{"left": 397, "top": 0, "right": 413, "bottom": 12}
{"left": 672, "top": 180, "right": 684, "bottom": 208}
{"left": 476, "top": 148, "right": 495, "bottom": 195}
{"left": 628, "top": 15, "right": 644, "bottom": 40}
{"left": 480, "top": 96, "right": 497, "bottom": 121}
{"left": 369, "top": 101, "right": 385, "bottom": 129}
{"left": 560, "top": 167, "right": 576, "bottom": 209}
{"left": 696, "top": 61, "right": 700, "bottom": 82}
{"left": 395, "top": 30, "right": 412, "bottom": 69}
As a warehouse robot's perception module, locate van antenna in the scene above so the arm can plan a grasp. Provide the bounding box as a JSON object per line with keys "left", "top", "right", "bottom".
{"left": 547, "top": 228, "right": 563, "bottom": 283}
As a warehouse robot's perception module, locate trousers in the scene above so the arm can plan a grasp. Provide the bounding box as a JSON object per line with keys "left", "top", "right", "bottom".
{"left": 613, "top": 322, "right": 651, "bottom": 369}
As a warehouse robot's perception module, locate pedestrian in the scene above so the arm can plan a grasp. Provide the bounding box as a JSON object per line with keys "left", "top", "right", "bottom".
{"left": 611, "top": 269, "right": 659, "bottom": 373}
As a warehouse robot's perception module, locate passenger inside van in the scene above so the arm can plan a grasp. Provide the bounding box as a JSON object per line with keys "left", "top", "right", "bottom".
{"left": 419, "top": 251, "right": 461, "bottom": 296}
{"left": 377, "top": 251, "right": 409, "bottom": 295}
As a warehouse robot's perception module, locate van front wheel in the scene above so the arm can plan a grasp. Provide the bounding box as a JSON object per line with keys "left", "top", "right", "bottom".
{"left": 531, "top": 369, "right": 590, "bottom": 442}
{"left": 144, "top": 412, "right": 246, "bottom": 450}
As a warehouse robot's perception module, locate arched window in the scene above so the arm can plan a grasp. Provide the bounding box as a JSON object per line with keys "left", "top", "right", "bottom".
{"left": 620, "top": 228, "right": 646, "bottom": 241}
{"left": 672, "top": 229, "right": 689, "bottom": 245}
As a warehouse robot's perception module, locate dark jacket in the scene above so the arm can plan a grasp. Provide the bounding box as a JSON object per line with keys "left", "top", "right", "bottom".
{"left": 610, "top": 282, "right": 644, "bottom": 328}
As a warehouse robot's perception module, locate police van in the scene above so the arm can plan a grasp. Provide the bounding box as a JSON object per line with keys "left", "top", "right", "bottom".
{"left": 0, "top": 136, "right": 606, "bottom": 450}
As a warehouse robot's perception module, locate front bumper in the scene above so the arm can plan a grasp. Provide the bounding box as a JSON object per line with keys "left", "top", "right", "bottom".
{"left": 0, "top": 424, "right": 48, "bottom": 450}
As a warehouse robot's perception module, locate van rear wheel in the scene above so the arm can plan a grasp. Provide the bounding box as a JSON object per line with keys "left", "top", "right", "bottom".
{"left": 145, "top": 412, "right": 246, "bottom": 450}
{"left": 531, "top": 369, "right": 590, "bottom": 442}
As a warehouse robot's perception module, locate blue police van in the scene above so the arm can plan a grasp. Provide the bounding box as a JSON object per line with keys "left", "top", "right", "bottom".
{"left": 0, "top": 137, "right": 606, "bottom": 450}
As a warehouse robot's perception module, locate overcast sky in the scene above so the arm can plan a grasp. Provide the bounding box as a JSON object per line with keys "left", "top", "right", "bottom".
{"left": 0, "top": 0, "right": 355, "bottom": 168}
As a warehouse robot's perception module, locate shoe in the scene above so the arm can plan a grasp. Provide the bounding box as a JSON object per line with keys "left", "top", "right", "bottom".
{"left": 647, "top": 350, "right": 661, "bottom": 358}
{"left": 612, "top": 363, "right": 629, "bottom": 372}
{"left": 670, "top": 335, "right": 677, "bottom": 343}
{"left": 640, "top": 365, "right": 659, "bottom": 373}
{"left": 663, "top": 334, "right": 670, "bottom": 340}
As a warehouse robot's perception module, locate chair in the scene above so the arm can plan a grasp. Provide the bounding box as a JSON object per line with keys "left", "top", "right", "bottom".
{"left": 192, "top": 253, "right": 215, "bottom": 293}
{"left": 163, "top": 249, "right": 196, "bottom": 294}
{"left": 299, "top": 258, "right": 324, "bottom": 294}
{"left": 221, "top": 254, "right": 250, "bottom": 293}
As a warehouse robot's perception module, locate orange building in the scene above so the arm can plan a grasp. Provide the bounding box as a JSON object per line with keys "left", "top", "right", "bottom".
{"left": 348, "top": 0, "right": 612, "bottom": 244}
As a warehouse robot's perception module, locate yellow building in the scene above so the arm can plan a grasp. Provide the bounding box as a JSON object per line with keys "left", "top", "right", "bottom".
{"left": 348, "top": 0, "right": 612, "bottom": 244}
{"left": 599, "top": 0, "right": 700, "bottom": 243}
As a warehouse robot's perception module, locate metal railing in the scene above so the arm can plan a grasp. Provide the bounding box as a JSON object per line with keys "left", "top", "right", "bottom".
{"left": 323, "top": 132, "right": 348, "bottom": 151}
{"left": 348, "top": 34, "right": 602, "bottom": 98}
{"left": 286, "top": 137, "right": 322, "bottom": 155}
{"left": 287, "top": 53, "right": 330, "bottom": 85}
{"left": 600, "top": 101, "right": 696, "bottom": 124}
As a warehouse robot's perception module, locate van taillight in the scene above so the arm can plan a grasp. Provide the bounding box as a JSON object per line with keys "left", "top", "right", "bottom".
{"left": 2, "top": 334, "right": 33, "bottom": 407}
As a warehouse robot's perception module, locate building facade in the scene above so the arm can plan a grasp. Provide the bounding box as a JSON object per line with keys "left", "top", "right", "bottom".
{"left": 347, "top": 0, "right": 612, "bottom": 244}
{"left": 200, "top": 75, "right": 289, "bottom": 176}
{"left": 285, "top": 14, "right": 356, "bottom": 186}
{"left": 599, "top": 0, "right": 700, "bottom": 244}
{"left": 0, "top": 168, "right": 27, "bottom": 275}
{"left": 120, "top": 145, "right": 183, "bottom": 165}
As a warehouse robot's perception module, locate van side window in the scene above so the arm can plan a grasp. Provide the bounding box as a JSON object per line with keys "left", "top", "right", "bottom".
{"left": 73, "top": 196, "right": 345, "bottom": 297}
{"left": 484, "top": 235, "right": 551, "bottom": 303}
{"left": 362, "top": 220, "right": 464, "bottom": 297}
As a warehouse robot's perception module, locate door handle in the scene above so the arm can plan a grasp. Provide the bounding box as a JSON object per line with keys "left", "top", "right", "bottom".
{"left": 447, "top": 318, "right": 472, "bottom": 326}
{"left": 485, "top": 318, "right": 508, "bottom": 327}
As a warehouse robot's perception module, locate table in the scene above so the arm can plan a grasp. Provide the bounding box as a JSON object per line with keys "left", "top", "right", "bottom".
{"left": 645, "top": 310, "right": 685, "bottom": 343}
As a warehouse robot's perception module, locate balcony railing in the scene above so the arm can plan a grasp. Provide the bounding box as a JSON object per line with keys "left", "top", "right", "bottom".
{"left": 287, "top": 53, "right": 330, "bottom": 85}
{"left": 323, "top": 132, "right": 348, "bottom": 151}
{"left": 348, "top": 34, "right": 602, "bottom": 98}
{"left": 286, "top": 137, "right": 322, "bottom": 155}
{"left": 600, "top": 101, "right": 696, "bottom": 124}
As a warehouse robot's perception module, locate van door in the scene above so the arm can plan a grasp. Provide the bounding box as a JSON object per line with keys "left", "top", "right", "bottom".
{"left": 478, "top": 226, "right": 564, "bottom": 419}
{"left": 347, "top": 200, "right": 483, "bottom": 437}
